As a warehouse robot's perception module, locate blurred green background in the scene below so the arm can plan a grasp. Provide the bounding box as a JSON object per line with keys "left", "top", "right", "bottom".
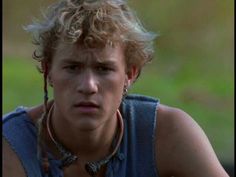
{"left": 3, "top": 0, "right": 234, "bottom": 167}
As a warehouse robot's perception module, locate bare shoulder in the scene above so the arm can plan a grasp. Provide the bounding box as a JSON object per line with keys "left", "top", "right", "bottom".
{"left": 155, "top": 104, "right": 229, "bottom": 177}
{"left": 3, "top": 137, "right": 26, "bottom": 177}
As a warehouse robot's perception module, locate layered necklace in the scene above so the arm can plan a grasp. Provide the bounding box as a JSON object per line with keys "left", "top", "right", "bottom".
{"left": 45, "top": 104, "right": 124, "bottom": 176}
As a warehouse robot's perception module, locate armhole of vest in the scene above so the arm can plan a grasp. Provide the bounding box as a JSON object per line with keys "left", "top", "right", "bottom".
{"left": 3, "top": 135, "right": 29, "bottom": 177}
{"left": 152, "top": 102, "right": 161, "bottom": 177}
{"left": 121, "top": 95, "right": 161, "bottom": 177}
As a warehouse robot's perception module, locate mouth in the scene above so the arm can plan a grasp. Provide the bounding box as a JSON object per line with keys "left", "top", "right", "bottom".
{"left": 73, "top": 101, "right": 100, "bottom": 113}
{"left": 74, "top": 101, "right": 99, "bottom": 107}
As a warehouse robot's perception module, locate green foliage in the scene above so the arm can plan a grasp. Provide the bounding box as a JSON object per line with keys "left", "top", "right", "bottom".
{"left": 3, "top": 57, "right": 46, "bottom": 111}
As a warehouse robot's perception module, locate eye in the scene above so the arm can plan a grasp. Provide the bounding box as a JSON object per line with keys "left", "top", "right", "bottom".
{"left": 96, "top": 65, "right": 113, "bottom": 73}
{"left": 64, "top": 65, "right": 80, "bottom": 72}
{"left": 98, "top": 66, "right": 110, "bottom": 71}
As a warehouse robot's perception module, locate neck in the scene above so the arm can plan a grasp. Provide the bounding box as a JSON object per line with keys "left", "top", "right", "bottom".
{"left": 47, "top": 104, "right": 119, "bottom": 162}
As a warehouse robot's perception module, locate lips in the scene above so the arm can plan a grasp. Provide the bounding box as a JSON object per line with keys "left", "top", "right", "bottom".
{"left": 73, "top": 101, "right": 100, "bottom": 113}
{"left": 74, "top": 101, "right": 99, "bottom": 108}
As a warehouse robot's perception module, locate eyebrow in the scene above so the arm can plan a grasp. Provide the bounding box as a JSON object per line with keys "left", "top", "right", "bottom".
{"left": 95, "top": 60, "right": 117, "bottom": 66}
{"left": 60, "top": 59, "right": 81, "bottom": 64}
{"left": 59, "top": 59, "right": 117, "bottom": 66}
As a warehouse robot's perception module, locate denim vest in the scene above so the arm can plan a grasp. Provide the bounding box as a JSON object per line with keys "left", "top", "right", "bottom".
{"left": 3, "top": 94, "right": 160, "bottom": 177}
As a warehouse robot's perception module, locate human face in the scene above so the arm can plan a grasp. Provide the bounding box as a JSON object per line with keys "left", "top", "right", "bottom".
{"left": 49, "top": 41, "right": 128, "bottom": 130}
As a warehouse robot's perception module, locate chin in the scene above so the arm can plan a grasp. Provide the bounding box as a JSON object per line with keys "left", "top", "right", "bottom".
{"left": 71, "top": 116, "right": 101, "bottom": 131}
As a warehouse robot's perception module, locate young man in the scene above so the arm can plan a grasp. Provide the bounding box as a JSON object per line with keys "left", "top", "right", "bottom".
{"left": 3, "top": 0, "right": 229, "bottom": 176}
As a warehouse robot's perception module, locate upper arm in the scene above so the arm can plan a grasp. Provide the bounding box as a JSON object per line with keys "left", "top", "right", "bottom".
{"left": 3, "top": 137, "right": 26, "bottom": 177}
{"left": 155, "top": 105, "right": 229, "bottom": 177}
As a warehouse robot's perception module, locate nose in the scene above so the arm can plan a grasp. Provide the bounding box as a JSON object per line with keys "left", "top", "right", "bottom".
{"left": 76, "top": 70, "right": 98, "bottom": 95}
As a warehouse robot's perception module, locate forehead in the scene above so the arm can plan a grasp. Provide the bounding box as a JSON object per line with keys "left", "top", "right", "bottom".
{"left": 53, "top": 41, "right": 125, "bottom": 63}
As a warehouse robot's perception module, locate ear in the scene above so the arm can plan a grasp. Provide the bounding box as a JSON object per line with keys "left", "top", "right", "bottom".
{"left": 126, "top": 66, "right": 139, "bottom": 87}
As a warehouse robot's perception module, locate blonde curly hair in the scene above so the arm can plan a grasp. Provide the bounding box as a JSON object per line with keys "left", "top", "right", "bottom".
{"left": 25, "top": 0, "right": 157, "bottom": 76}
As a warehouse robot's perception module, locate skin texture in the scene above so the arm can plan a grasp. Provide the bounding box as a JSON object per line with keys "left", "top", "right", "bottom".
{"left": 3, "top": 139, "right": 27, "bottom": 177}
{"left": 3, "top": 42, "right": 229, "bottom": 177}
{"left": 49, "top": 42, "right": 128, "bottom": 132}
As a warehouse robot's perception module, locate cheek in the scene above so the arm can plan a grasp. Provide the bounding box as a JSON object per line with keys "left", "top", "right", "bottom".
{"left": 50, "top": 70, "right": 74, "bottom": 96}
{"left": 103, "top": 74, "right": 126, "bottom": 96}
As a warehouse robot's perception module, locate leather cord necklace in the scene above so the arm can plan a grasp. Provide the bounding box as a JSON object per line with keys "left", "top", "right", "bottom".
{"left": 45, "top": 104, "right": 124, "bottom": 177}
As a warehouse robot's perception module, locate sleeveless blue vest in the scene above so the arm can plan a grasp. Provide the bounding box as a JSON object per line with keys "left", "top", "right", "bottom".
{"left": 3, "top": 94, "right": 160, "bottom": 177}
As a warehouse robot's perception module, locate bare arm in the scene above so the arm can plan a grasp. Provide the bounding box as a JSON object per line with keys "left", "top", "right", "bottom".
{"left": 3, "top": 137, "right": 26, "bottom": 177}
{"left": 155, "top": 105, "right": 229, "bottom": 177}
